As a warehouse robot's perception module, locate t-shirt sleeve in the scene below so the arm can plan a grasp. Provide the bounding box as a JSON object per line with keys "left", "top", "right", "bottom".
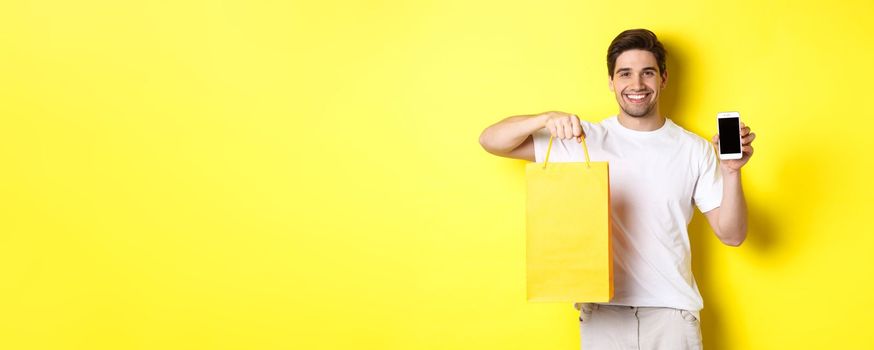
{"left": 532, "top": 128, "right": 551, "bottom": 162}
{"left": 693, "top": 140, "right": 723, "bottom": 213}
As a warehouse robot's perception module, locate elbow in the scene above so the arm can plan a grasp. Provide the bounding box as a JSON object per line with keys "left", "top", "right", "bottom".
{"left": 478, "top": 130, "right": 489, "bottom": 150}
{"left": 722, "top": 237, "right": 744, "bottom": 247}
{"left": 720, "top": 230, "right": 747, "bottom": 247}
{"left": 478, "top": 129, "right": 499, "bottom": 155}
{"left": 715, "top": 220, "right": 747, "bottom": 247}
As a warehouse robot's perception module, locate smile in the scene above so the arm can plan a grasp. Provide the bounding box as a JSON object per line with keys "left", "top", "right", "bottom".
{"left": 624, "top": 93, "right": 650, "bottom": 103}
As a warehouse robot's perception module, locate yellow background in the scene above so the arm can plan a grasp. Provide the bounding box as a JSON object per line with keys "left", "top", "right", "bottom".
{"left": 2, "top": 0, "right": 873, "bottom": 349}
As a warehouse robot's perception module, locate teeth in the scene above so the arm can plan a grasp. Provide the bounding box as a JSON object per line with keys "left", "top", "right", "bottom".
{"left": 627, "top": 94, "right": 646, "bottom": 100}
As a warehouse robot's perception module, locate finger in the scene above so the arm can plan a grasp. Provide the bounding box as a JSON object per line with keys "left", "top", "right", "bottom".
{"left": 711, "top": 134, "right": 719, "bottom": 144}
{"left": 563, "top": 118, "right": 574, "bottom": 139}
{"left": 572, "top": 116, "right": 583, "bottom": 139}
{"left": 743, "top": 145, "right": 754, "bottom": 155}
{"left": 555, "top": 122, "right": 566, "bottom": 140}
{"left": 741, "top": 126, "right": 751, "bottom": 137}
{"left": 547, "top": 120, "right": 558, "bottom": 138}
{"left": 742, "top": 132, "right": 756, "bottom": 145}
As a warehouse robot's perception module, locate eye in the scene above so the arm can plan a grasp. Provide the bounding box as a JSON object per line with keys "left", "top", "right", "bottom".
{"left": 619, "top": 72, "right": 630, "bottom": 78}
{"left": 644, "top": 71, "right": 655, "bottom": 77}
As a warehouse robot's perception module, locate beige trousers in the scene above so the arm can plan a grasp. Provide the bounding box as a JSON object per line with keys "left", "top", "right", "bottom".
{"left": 577, "top": 303, "right": 703, "bottom": 350}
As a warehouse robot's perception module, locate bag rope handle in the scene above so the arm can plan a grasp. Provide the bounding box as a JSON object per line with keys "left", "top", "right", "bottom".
{"left": 543, "top": 135, "right": 591, "bottom": 169}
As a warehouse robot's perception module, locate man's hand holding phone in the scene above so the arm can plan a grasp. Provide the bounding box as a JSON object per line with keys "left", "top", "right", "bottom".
{"left": 712, "top": 112, "right": 756, "bottom": 174}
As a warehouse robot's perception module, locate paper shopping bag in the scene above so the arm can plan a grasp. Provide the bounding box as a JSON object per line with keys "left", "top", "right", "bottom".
{"left": 525, "top": 137, "right": 612, "bottom": 302}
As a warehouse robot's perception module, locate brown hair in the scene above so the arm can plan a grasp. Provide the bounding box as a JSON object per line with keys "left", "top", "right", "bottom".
{"left": 607, "top": 29, "right": 667, "bottom": 78}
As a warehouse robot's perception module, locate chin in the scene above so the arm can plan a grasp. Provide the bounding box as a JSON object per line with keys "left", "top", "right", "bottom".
{"left": 622, "top": 107, "right": 653, "bottom": 118}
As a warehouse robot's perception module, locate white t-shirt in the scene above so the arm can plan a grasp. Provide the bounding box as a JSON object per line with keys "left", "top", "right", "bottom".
{"left": 533, "top": 116, "right": 723, "bottom": 316}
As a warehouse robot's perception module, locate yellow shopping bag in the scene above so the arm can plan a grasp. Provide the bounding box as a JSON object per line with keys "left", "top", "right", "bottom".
{"left": 526, "top": 136, "right": 612, "bottom": 302}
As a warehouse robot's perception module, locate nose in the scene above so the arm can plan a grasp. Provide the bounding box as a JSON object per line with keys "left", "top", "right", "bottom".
{"left": 632, "top": 75, "right": 645, "bottom": 90}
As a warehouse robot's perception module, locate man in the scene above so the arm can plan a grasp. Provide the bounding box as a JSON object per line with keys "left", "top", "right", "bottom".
{"left": 478, "top": 29, "right": 755, "bottom": 349}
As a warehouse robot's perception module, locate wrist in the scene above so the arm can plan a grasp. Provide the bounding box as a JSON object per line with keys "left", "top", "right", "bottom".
{"left": 721, "top": 167, "right": 741, "bottom": 178}
{"left": 533, "top": 113, "right": 551, "bottom": 128}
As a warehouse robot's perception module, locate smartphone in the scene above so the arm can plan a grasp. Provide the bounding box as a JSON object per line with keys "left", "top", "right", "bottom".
{"left": 717, "top": 112, "right": 743, "bottom": 160}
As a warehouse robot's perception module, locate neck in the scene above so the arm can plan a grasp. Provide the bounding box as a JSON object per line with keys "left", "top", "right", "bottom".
{"left": 617, "top": 109, "right": 666, "bottom": 131}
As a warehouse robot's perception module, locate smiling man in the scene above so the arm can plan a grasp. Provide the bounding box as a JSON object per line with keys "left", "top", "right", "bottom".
{"left": 478, "top": 29, "right": 756, "bottom": 349}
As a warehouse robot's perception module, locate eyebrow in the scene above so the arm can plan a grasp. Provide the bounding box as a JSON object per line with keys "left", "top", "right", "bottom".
{"left": 615, "top": 67, "right": 659, "bottom": 74}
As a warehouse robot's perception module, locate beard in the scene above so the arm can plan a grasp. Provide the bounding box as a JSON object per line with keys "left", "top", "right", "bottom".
{"left": 620, "top": 102, "right": 655, "bottom": 118}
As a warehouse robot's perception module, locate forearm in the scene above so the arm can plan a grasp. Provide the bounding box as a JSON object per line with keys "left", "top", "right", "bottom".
{"left": 717, "top": 170, "right": 748, "bottom": 246}
{"left": 479, "top": 113, "right": 548, "bottom": 155}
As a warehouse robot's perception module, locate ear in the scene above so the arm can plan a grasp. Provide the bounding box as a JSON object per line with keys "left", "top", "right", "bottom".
{"left": 660, "top": 70, "right": 668, "bottom": 89}
{"left": 608, "top": 76, "right": 614, "bottom": 92}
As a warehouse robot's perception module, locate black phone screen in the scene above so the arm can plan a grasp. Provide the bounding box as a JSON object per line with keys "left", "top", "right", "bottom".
{"left": 718, "top": 117, "right": 741, "bottom": 154}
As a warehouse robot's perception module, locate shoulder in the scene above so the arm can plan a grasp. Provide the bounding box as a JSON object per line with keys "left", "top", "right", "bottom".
{"left": 666, "top": 119, "right": 716, "bottom": 160}
{"left": 668, "top": 120, "right": 711, "bottom": 148}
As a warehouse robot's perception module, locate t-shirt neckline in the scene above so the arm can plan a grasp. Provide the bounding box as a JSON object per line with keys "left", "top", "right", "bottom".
{"left": 609, "top": 116, "right": 673, "bottom": 137}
